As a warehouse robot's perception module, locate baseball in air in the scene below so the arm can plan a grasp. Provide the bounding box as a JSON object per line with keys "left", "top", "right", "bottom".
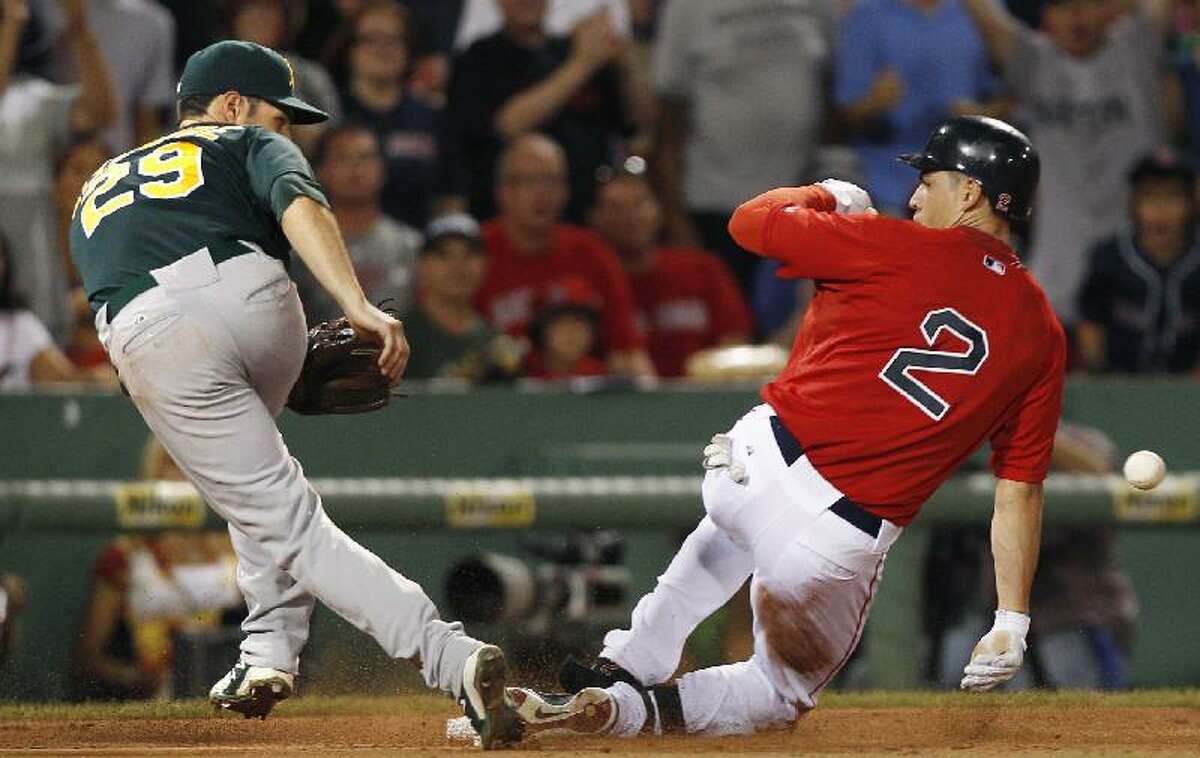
{"left": 1123, "top": 450, "right": 1166, "bottom": 490}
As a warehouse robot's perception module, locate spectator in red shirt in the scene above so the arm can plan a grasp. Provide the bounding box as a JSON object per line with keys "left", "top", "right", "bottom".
{"left": 524, "top": 277, "right": 607, "bottom": 380}
{"left": 590, "top": 165, "right": 753, "bottom": 377}
{"left": 477, "top": 134, "right": 654, "bottom": 377}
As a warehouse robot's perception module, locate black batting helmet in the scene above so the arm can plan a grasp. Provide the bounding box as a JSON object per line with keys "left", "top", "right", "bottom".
{"left": 899, "top": 116, "right": 1039, "bottom": 221}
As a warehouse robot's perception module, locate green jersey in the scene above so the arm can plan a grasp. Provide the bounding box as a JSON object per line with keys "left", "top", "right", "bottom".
{"left": 69, "top": 123, "right": 327, "bottom": 312}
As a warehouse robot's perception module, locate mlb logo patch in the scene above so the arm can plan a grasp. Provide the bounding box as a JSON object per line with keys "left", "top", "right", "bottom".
{"left": 983, "top": 256, "right": 1006, "bottom": 276}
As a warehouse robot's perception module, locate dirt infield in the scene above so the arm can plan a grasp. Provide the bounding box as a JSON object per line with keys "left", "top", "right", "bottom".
{"left": 1, "top": 694, "right": 1198, "bottom": 757}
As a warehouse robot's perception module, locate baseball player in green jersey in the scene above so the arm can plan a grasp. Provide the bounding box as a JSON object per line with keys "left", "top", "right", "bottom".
{"left": 69, "top": 41, "right": 522, "bottom": 748}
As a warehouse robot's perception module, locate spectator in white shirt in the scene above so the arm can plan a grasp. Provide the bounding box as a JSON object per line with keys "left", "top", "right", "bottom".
{"left": 0, "top": 232, "right": 76, "bottom": 389}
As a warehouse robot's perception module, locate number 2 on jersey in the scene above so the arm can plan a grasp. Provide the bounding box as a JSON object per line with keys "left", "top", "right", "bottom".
{"left": 879, "top": 308, "right": 989, "bottom": 421}
{"left": 77, "top": 141, "right": 205, "bottom": 238}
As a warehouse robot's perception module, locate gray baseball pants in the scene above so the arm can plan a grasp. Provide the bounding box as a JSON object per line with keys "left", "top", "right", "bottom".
{"left": 95, "top": 247, "right": 480, "bottom": 695}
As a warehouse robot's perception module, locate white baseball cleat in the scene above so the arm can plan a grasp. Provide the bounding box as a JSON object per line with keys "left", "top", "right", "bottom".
{"left": 508, "top": 686, "right": 617, "bottom": 739}
{"left": 209, "top": 662, "right": 294, "bottom": 720}
{"left": 459, "top": 645, "right": 524, "bottom": 750}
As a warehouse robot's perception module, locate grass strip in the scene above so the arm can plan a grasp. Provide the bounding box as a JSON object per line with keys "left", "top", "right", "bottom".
{"left": 1, "top": 689, "right": 1196, "bottom": 722}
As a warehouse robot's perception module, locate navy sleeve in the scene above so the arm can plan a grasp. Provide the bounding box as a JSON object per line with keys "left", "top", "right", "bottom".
{"left": 1077, "top": 241, "right": 1114, "bottom": 325}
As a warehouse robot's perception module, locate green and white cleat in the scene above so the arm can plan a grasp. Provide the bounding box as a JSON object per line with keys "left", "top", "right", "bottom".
{"left": 507, "top": 686, "right": 617, "bottom": 739}
{"left": 209, "top": 662, "right": 294, "bottom": 720}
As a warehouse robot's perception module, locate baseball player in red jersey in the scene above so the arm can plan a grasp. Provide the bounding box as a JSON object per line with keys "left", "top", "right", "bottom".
{"left": 506, "top": 116, "right": 1064, "bottom": 739}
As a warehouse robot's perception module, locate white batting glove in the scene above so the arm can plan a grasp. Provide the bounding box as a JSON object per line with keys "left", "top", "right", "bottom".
{"left": 702, "top": 434, "right": 747, "bottom": 484}
{"left": 960, "top": 609, "right": 1030, "bottom": 692}
{"left": 817, "top": 179, "right": 875, "bottom": 214}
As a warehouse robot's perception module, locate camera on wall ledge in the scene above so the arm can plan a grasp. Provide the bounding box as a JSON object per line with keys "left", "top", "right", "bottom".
{"left": 444, "top": 530, "right": 629, "bottom": 630}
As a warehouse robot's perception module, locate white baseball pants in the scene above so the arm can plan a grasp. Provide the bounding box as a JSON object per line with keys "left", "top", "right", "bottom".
{"left": 602, "top": 404, "right": 902, "bottom": 735}
{"left": 96, "top": 248, "right": 481, "bottom": 695}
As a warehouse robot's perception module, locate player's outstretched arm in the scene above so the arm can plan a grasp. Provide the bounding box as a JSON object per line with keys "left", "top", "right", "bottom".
{"left": 991, "top": 478, "right": 1042, "bottom": 613}
{"left": 961, "top": 478, "right": 1042, "bottom": 691}
{"left": 281, "top": 197, "right": 408, "bottom": 380}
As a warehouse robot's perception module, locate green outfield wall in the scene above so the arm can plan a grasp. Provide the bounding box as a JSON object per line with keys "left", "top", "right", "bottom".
{"left": 1, "top": 380, "right": 1198, "bottom": 700}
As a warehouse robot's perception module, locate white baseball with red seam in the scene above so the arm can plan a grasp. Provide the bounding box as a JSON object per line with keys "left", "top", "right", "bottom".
{"left": 1123, "top": 450, "right": 1166, "bottom": 490}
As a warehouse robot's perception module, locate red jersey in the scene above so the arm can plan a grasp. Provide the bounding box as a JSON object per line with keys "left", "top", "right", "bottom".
{"left": 629, "top": 247, "right": 753, "bottom": 377}
{"left": 729, "top": 187, "right": 1066, "bottom": 526}
{"left": 477, "top": 222, "right": 644, "bottom": 353}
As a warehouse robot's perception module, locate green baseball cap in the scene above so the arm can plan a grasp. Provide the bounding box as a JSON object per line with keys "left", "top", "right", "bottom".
{"left": 177, "top": 40, "right": 328, "bottom": 125}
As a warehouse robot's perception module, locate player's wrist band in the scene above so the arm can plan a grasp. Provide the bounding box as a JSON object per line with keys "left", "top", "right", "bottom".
{"left": 993, "top": 608, "right": 1031, "bottom": 637}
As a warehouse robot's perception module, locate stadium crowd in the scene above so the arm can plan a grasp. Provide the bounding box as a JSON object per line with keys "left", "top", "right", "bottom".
{"left": 2, "top": 0, "right": 1198, "bottom": 387}
{"left": 0, "top": 0, "right": 1192, "bottom": 694}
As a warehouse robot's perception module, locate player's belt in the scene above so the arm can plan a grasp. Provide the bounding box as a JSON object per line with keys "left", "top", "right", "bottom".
{"left": 768, "top": 415, "right": 883, "bottom": 539}
{"left": 104, "top": 272, "right": 157, "bottom": 323}
{"left": 102, "top": 242, "right": 265, "bottom": 323}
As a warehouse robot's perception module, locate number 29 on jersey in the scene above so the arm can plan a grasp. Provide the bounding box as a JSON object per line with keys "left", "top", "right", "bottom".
{"left": 75, "top": 141, "right": 207, "bottom": 238}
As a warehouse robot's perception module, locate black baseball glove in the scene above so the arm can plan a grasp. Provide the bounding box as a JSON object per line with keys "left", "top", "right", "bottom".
{"left": 286, "top": 317, "right": 392, "bottom": 415}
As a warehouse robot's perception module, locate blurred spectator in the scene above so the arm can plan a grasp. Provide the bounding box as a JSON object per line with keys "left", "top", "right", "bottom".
{"left": 1166, "top": 6, "right": 1200, "bottom": 164}
{"left": 0, "top": 572, "right": 29, "bottom": 666}
{"left": 405, "top": 213, "right": 521, "bottom": 381}
{"left": 228, "top": 0, "right": 343, "bottom": 155}
{"left": 399, "top": 0, "right": 467, "bottom": 55}
{"left": 752, "top": 263, "right": 816, "bottom": 346}
{"left": 964, "top": 0, "right": 1170, "bottom": 323}
{"left": 315, "top": 0, "right": 452, "bottom": 106}
{"left": 53, "top": 134, "right": 108, "bottom": 285}
{"left": 52, "top": 135, "right": 115, "bottom": 380}
{"left": 443, "top": 0, "right": 651, "bottom": 222}
{"left": 626, "top": 0, "right": 658, "bottom": 39}
{"left": 524, "top": 277, "right": 607, "bottom": 379}
{"left": 836, "top": 0, "right": 1007, "bottom": 215}
{"left": 653, "top": 0, "right": 836, "bottom": 300}
{"left": 294, "top": 123, "right": 422, "bottom": 323}
{"left": 71, "top": 438, "right": 242, "bottom": 701}
{"left": 590, "top": 164, "right": 752, "bottom": 377}
{"left": 477, "top": 134, "right": 653, "bottom": 377}
{"left": 625, "top": 0, "right": 658, "bottom": 98}
{"left": 0, "top": 232, "right": 79, "bottom": 388}
{"left": 8, "top": 0, "right": 52, "bottom": 78}
{"left": 1077, "top": 150, "right": 1200, "bottom": 373}
{"left": 453, "top": 0, "right": 631, "bottom": 50}
{"left": 64, "top": 285, "right": 111, "bottom": 377}
{"left": 155, "top": 0, "right": 219, "bottom": 72}
{"left": 926, "top": 421, "right": 1138, "bottom": 690}
{"left": 292, "top": 0, "right": 372, "bottom": 63}
{"left": 48, "top": 0, "right": 175, "bottom": 151}
{"left": 0, "top": 0, "right": 115, "bottom": 338}
{"left": 335, "top": 0, "right": 440, "bottom": 227}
